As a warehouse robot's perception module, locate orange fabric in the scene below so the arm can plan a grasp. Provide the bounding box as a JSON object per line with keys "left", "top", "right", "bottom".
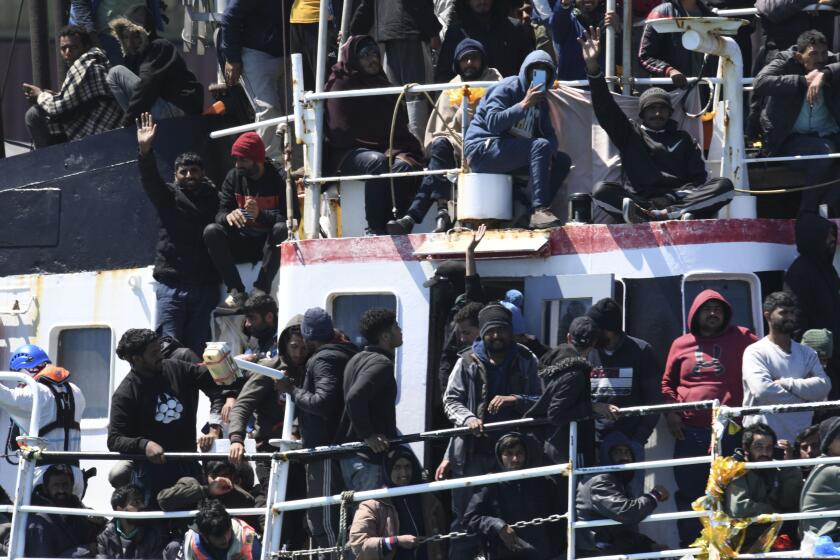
{"left": 34, "top": 365, "right": 70, "bottom": 384}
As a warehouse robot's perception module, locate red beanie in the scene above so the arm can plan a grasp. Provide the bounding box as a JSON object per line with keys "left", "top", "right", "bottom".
{"left": 231, "top": 132, "right": 266, "bottom": 164}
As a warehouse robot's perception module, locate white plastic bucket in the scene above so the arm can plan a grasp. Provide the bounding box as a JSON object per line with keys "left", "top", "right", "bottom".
{"left": 456, "top": 173, "right": 513, "bottom": 221}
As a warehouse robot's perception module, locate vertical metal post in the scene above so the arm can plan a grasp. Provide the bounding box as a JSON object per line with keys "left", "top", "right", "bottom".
{"left": 339, "top": 0, "right": 355, "bottom": 62}
{"left": 52, "top": 0, "right": 69, "bottom": 85}
{"left": 303, "top": 0, "right": 330, "bottom": 240}
{"left": 315, "top": 0, "right": 330, "bottom": 92}
{"left": 261, "top": 395, "right": 296, "bottom": 559}
{"left": 604, "top": 0, "right": 616, "bottom": 89}
{"left": 566, "top": 421, "right": 577, "bottom": 560}
{"left": 621, "top": 0, "right": 632, "bottom": 94}
{"left": 29, "top": 0, "right": 52, "bottom": 90}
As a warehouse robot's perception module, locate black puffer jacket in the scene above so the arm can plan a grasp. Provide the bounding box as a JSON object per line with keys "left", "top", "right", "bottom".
{"left": 463, "top": 433, "right": 561, "bottom": 560}
{"left": 96, "top": 520, "right": 169, "bottom": 559}
{"left": 138, "top": 151, "right": 219, "bottom": 286}
{"left": 526, "top": 345, "right": 595, "bottom": 466}
{"left": 349, "top": 0, "right": 441, "bottom": 42}
{"left": 435, "top": 0, "right": 534, "bottom": 82}
{"left": 292, "top": 339, "right": 359, "bottom": 447}
{"left": 754, "top": 48, "right": 840, "bottom": 155}
{"left": 784, "top": 213, "right": 840, "bottom": 363}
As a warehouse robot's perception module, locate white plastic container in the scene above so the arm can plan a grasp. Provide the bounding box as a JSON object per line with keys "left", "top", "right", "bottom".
{"left": 202, "top": 341, "right": 242, "bottom": 386}
{"left": 456, "top": 173, "right": 513, "bottom": 221}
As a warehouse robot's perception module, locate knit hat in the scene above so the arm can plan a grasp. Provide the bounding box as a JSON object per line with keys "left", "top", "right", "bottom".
{"left": 300, "top": 307, "right": 334, "bottom": 342}
{"left": 638, "top": 87, "right": 672, "bottom": 117}
{"left": 231, "top": 132, "right": 266, "bottom": 164}
{"left": 819, "top": 416, "right": 840, "bottom": 454}
{"left": 452, "top": 38, "right": 487, "bottom": 76}
{"left": 586, "top": 298, "right": 623, "bottom": 333}
{"left": 504, "top": 289, "right": 524, "bottom": 312}
{"left": 478, "top": 303, "right": 512, "bottom": 338}
{"left": 501, "top": 301, "right": 526, "bottom": 335}
{"left": 569, "top": 316, "right": 599, "bottom": 348}
{"left": 802, "top": 328, "right": 834, "bottom": 360}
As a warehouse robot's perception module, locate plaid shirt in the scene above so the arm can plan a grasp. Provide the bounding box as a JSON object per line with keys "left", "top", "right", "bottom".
{"left": 37, "top": 47, "right": 122, "bottom": 140}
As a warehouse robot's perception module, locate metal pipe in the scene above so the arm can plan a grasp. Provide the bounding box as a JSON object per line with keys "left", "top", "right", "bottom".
{"left": 18, "top": 504, "right": 264, "bottom": 519}
{"left": 574, "top": 510, "right": 708, "bottom": 529}
{"left": 713, "top": 7, "right": 757, "bottom": 16}
{"left": 233, "top": 357, "right": 289, "bottom": 381}
{"left": 315, "top": 0, "right": 329, "bottom": 91}
{"left": 338, "top": 0, "right": 354, "bottom": 62}
{"left": 621, "top": 0, "right": 632, "bottom": 94}
{"left": 6, "top": 372, "right": 44, "bottom": 560}
{"left": 744, "top": 152, "right": 840, "bottom": 165}
{"left": 264, "top": 394, "right": 296, "bottom": 559}
{"left": 209, "top": 116, "right": 294, "bottom": 139}
{"left": 721, "top": 399, "right": 840, "bottom": 417}
{"left": 273, "top": 462, "right": 570, "bottom": 513}
{"left": 581, "top": 548, "right": 704, "bottom": 560}
{"left": 52, "top": 0, "right": 69, "bottom": 85}
{"left": 305, "top": 168, "right": 456, "bottom": 185}
{"left": 28, "top": 0, "right": 51, "bottom": 90}
{"left": 291, "top": 53, "right": 306, "bottom": 144}
{"left": 566, "top": 421, "right": 577, "bottom": 560}
{"left": 616, "top": 400, "right": 716, "bottom": 417}
{"left": 574, "top": 454, "right": 711, "bottom": 475}
{"left": 743, "top": 455, "right": 840, "bottom": 470}
{"left": 605, "top": 0, "right": 616, "bottom": 85}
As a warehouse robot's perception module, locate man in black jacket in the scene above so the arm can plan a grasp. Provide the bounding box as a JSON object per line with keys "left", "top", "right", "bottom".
{"left": 108, "top": 329, "right": 226, "bottom": 507}
{"left": 136, "top": 113, "right": 219, "bottom": 356}
{"left": 579, "top": 27, "right": 734, "bottom": 224}
{"left": 350, "top": 0, "right": 442, "bottom": 139}
{"left": 275, "top": 307, "right": 358, "bottom": 551}
{"left": 784, "top": 212, "right": 840, "bottom": 394}
{"left": 106, "top": 14, "right": 203, "bottom": 126}
{"left": 754, "top": 30, "right": 840, "bottom": 213}
{"left": 98, "top": 484, "right": 171, "bottom": 560}
{"left": 337, "top": 308, "right": 403, "bottom": 491}
{"left": 203, "top": 132, "right": 293, "bottom": 311}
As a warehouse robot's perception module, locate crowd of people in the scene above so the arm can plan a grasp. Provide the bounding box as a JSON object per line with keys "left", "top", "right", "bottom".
{"left": 21, "top": 0, "right": 840, "bottom": 233}
{"left": 0, "top": 207, "right": 838, "bottom": 559}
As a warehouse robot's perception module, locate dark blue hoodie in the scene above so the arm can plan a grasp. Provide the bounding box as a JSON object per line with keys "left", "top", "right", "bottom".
{"left": 463, "top": 50, "right": 559, "bottom": 159}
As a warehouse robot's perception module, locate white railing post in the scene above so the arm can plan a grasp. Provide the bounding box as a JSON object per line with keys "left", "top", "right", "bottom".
{"left": 621, "top": 0, "right": 632, "bottom": 94}
{"left": 567, "top": 420, "right": 577, "bottom": 560}
{"left": 262, "top": 396, "right": 296, "bottom": 559}
{"left": 4, "top": 372, "right": 42, "bottom": 560}
{"left": 605, "top": 0, "right": 616, "bottom": 88}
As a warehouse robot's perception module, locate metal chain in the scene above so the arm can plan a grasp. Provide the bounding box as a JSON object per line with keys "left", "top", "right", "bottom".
{"left": 274, "top": 513, "right": 566, "bottom": 556}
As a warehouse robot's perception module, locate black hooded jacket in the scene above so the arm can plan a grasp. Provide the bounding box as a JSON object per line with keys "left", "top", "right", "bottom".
{"left": 526, "top": 345, "right": 595, "bottom": 466}
{"left": 349, "top": 0, "right": 441, "bottom": 42}
{"left": 784, "top": 213, "right": 840, "bottom": 364}
{"left": 463, "top": 433, "right": 561, "bottom": 560}
{"left": 336, "top": 345, "right": 398, "bottom": 448}
{"left": 435, "top": 0, "right": 534, "bottom": 82}
{"left": 138, "top": 150, "right": 219, "bottom": 286}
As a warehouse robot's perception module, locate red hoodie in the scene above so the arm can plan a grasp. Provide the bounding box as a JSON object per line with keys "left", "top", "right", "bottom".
{"left": 661, "top": 289, "right": 758, "bottom": 428}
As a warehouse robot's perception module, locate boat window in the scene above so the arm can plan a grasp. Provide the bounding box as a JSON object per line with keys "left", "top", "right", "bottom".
{"left": 56, "top": 327, "right": 112, "bottom": 419}
{"left": 542, "top": 298, "right": 592, "bottom": 347}
{"left": 683, "top": 277, "right": 757, "bottom": 333}
{"left": 331, "top": 294, "right": 397, "bottom": 347}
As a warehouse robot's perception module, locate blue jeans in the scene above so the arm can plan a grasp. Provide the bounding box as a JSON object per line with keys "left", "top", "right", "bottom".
{"left": 673, "top": 425, "right": 739, "bottom": 547}
{"left": 339, "top": 148, "right": 420, "bottom": 233}
{"left": 466, "top": 137, "right": 571, "bottom": 209}
{"left": 777, "top": 132, "right": 840, "bottom": 213}
{"left": 154, "top": 281, "right": 219, "bottom": 357}
{"left": 407, "top": 137, "right": 454, "bottom": 222}
{"left": 106, "top": 65, "right": 185, "bottom": 120}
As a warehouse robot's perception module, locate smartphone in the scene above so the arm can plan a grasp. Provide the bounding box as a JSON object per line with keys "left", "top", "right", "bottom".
{"left": 532, "top": 68, "right": 548, "bottom": 92}
{"left": 773, "top": 446, "right": 786, "bottom": 460}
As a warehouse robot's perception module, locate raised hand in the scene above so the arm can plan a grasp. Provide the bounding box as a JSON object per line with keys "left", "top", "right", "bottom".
{"left": 136, "top": 112, "right": 157, "bottom": 155}
{"left": 468, "top": 223, "right": 486, "bottom": 253}
{"left": 577, "top": 26, "right": 602, "bottom": 74}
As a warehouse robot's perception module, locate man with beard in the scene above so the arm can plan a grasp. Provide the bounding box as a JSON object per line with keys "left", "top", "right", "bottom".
{"left": 723, "top": 423, "right": 801, "bottom": 549}
{"left": 796, "top": 424, "right": 820, "bottom": 479}
{"left": 23, "top": 24, "right": 121, "bottom": 148}
{"left": 743, "top": 292, "right": 831, "bottom": 443}
{"left": 443, "top": 303, "right": 541, "bottom": 559}
{"left": 203, "top": 132, "right": 294, "bottom": 311}
{"left": 801, "top": 417, "right": 840, "bottom": 540}
{"left": 136, "top": 113, "right": 219, "bottom": 356}
{"left": 387, "top": 38, "right": 502, "bottom": 234}
{"left": 26, "top": 464, "right": 105, "bottom": 558}
{"left": 108, "top": 329, "right": 226, "bottom": 507}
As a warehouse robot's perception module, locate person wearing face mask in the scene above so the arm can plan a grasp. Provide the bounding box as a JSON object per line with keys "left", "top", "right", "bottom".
{"left": 324, "top": 35, "right": 426, "bottom": 236}
{"left": 203, "top": 132, "right": 296, "bottom": 311}
{"left": 575, "top": 432, "right": 669, "bottom": 557}
{"left": 743, "top": 291, "right": 832, "bottom": 443}
{"left": 387, "top": 39, "right": 502, "bottom": 235}
{"left": 26, "top": 465, "right": 105, "bottom": 558}
{"left": 349, "top": 447, "right": 448, "bottom": 560}
{"left": 136, "top": 112, "right": 220, "bottom": 357}
{"left": 578, "top": 27, "right": 733, "bottom": 223}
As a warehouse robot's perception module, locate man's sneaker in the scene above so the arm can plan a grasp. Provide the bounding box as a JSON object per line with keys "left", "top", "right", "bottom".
{"left": 433, "top": 208, "right": 453, "bottom": 233}
{"left": 386, "top": 216, "right": 415, "bottom": 235}
{"left": 218, "top": 289, "right": 246, "bottom": 311}
{"left": 622, "top": 198, "right": 648, "bottom": 224}
{"left": 529, "top": 207, "right": 563, "bottom": 229}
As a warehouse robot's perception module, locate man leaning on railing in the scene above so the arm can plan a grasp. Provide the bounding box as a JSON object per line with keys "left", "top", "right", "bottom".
{"left": 801, "top": 416, "right": 840, "bottom": 540}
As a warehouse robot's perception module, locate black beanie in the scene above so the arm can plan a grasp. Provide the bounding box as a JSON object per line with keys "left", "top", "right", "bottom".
{"left": 586, "top": 298, "right": 623, "bottom": 333}
{"left": 819, "top": 417, "right": 840, "bottom": 454}
{"left": 478, "top": 303, "right": 512, "bottom": 338}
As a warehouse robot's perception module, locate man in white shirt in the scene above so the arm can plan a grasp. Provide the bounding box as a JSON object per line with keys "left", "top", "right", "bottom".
{"left": 3, "top": 345, "right": 86, "bottom": 496}
{"left": 742, "top": 291, "right": 831, "bottom": 442}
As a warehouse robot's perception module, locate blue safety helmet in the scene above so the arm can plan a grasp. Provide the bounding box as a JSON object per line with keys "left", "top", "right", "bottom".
{"left": 9, "top": 344, "right": 51, "bottom": 372}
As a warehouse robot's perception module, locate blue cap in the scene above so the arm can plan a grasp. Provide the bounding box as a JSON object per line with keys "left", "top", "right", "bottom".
{"left": 500, "top": 301, "right": 526, "bottom": 335}
{"left": 504, "top": 289, "right": 524, "bottom": 312}
{"left": 300, "top": 307, "right": 334, "bottom": 342}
